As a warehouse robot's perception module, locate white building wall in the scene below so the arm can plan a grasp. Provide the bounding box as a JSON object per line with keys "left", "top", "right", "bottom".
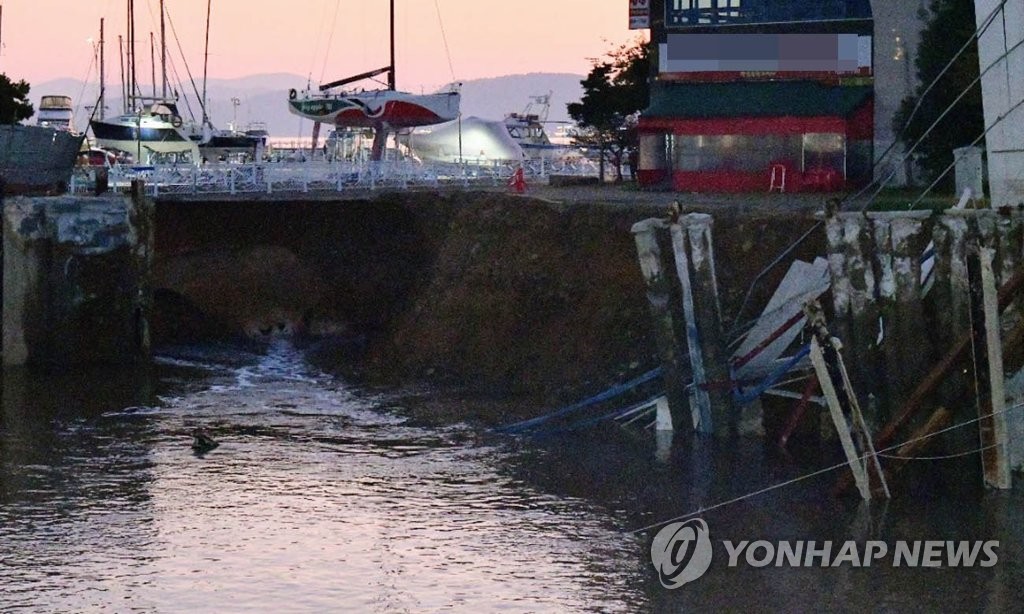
{"left": 975, "top": 0, "right": 1024, "bottom": 207}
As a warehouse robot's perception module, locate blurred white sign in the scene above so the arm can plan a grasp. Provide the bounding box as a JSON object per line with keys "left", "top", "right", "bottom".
{"left": 629, "top": 0, "right": 650, "bottom": 30}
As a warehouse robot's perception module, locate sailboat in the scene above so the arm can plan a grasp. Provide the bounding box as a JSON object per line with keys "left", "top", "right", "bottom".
{"left": 287, "top": 0, "right": 460, "bottom": 160}
{"left": 90, "top": 0, "right": 199, "bottom": 164}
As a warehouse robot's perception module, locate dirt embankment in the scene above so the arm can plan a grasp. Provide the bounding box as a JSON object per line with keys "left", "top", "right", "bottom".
{"left": 152, "top": 189, "right": 826, "bottom": 421}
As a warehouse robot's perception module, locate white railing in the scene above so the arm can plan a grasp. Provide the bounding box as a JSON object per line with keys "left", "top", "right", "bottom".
{"left": 68, "top": 157, "right": 599, "bottom": 197}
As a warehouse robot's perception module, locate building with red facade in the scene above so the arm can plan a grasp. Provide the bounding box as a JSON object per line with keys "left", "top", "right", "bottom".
{"left": 637, "top": 0, "right": 875, "bottom": 193}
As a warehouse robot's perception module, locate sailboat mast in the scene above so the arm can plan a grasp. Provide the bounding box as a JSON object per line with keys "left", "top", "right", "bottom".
{"left": 160, "top": 0, "right": 167, "bottom": 98}
{"left": 118, "top": 35, "right": 126, "bottom": 112}
{"left": 128, "top": 0, "right": 136, "bottom": 101}
{"left": 389, "top": 0, "right": 396, "bottom": 90}
{"left": 150, "top": 32, "right": 156, "bottom": 98}
{"left": 201, "top": 0, "right": 211, "bottom": 125}
{"left": 99, "top": 18, "right": 105, "bottom": 120}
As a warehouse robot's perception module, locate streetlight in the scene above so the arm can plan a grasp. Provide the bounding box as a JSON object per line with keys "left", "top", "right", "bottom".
{"left": 231, "top": 97, "right": 240, "bottom": 132}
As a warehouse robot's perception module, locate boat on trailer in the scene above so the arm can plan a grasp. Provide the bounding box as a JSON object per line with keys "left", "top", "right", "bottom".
{"left": 289, "top": 87, "right": 459, "bottom": 131}
{"left": 287, "top": 0, "right": 460, "bottom": 160}
{"left": 91, "top": 98, "right": 200, "bottom": 164}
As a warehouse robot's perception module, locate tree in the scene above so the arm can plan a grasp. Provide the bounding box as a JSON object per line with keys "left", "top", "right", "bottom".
{"left": 0, "top": 73, "right": 34, "bottom": 124}
{"left": 892, "top": 0, "right": 983, "bottom": 188}
{"left": 567, "top": 39, "right": 650, "bottom": 183}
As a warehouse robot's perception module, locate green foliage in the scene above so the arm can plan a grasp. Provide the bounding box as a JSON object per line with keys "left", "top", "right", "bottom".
{"left": 892, "top": 0, "right": 983, "bottom": 187}
{"left": 0, "top": 73, "right": 34, "bottom": 124}
{"left": 567, "top": 38, "right": 651, "bottom": 182}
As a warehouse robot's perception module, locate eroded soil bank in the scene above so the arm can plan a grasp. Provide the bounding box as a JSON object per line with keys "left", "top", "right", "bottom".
{"left": 153, "top": 188, "right": 826, "bottom": 423}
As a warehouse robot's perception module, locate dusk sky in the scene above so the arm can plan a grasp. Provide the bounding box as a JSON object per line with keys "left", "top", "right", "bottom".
{"left": 1, "top": 1, "right": 640, "bottom": 91}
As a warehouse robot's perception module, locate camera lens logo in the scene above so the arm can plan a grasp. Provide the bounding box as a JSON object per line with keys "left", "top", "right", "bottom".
{"left": 650, "top": 518, "right": 713, "bottom": 589}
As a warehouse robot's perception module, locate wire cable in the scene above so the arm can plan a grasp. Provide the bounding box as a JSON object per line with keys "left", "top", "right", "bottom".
{"left": 628, "top": 398, "right": 1024, "bottom": 534}
{"left": 434, "top": 0, "right": 457, "bottom": 85}
{"left": 728, "top": 0, "right": 1012, "bottom": 333}
{"left": 907, "top": 90, "right": 1024, "bottom": 210}
{"left": 871, "top": 35, "right": 1024, "bottom": 211}
{"left": 319, "top": 0, "right": 342, "bottom": 86}
{"left": 164, "top": 9, "right": 203, "bottom": 118}
{"left": 877, "top": 441, "right": 1002, "bottom": 461}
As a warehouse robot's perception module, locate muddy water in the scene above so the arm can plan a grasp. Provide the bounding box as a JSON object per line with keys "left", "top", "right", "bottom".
{"left": 1, "top": 342, "right": 1023, "bottom": 612}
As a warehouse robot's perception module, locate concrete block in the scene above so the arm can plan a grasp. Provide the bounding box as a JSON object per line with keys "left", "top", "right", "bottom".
{"left": 3, "top": 191, "right": 153, "bottom": 366}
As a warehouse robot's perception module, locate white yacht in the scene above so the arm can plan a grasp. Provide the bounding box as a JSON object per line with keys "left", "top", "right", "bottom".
{"left": 90, "top": 98, "right": 200, "bottom": 164}
{"left": 35, "top": 95, "right": 76, "bottom": 132}
{"left": 504, "top": 93, "right": 580, "bottom": 160}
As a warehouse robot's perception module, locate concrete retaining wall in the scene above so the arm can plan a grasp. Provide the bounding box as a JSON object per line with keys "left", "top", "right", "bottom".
{"left": 2, "top": 187, "right": 152, "bottom": 366}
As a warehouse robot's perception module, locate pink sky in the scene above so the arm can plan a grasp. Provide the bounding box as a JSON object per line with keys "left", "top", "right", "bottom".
{"left": 1, "top": 0, "right": 640, "bottom": 91}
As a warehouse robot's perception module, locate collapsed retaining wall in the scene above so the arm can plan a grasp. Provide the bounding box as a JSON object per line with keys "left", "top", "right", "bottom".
{"left": 153, "top": 191, "right": 823, "bottom": 411}
{"left": 826, "top": 209, "right": 1024, "bottom": 471}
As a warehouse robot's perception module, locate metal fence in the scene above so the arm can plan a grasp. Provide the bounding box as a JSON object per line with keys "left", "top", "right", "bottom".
{"left": 68, "top": 157, "right": 599, "bottom": 197}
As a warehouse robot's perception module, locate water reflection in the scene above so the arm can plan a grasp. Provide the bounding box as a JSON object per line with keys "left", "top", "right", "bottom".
{"left": 1, "top": 342, "right": 1023, "bottom": 611}
{"left": 0, "top": 343, "right": 645, "bottom": 612}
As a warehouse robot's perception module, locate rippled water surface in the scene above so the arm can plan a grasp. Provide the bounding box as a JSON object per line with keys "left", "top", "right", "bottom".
{"left": 1, "top": 343, "right": 648, "bottom": 612}
{"left": 2, "top": 341, "right": 1024, "bottom": 612}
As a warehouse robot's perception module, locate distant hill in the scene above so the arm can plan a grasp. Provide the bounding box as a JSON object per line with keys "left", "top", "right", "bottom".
{"left": 31, "top": 72, "right": 585, "bottom": 139}
{"left": 452, "top": 73, "right": 584, "bottom": 123}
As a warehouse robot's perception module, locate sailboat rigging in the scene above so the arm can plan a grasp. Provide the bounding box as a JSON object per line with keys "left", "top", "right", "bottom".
{"left": 91, "top": 0, "right": 264, "bottom": 164}
{"left": 287, "top": 0, "right": 460, "bottom": 161}
{"left": 90, "top": 0, "right": 199, "bottom": 164}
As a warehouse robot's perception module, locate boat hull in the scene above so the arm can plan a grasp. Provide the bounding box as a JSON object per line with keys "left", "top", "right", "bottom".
{"left": 91, "top": 113, "right": 200, "bottom": 163}
{"left": 400, "top": 116, "right": 524, "bottom": 162}
{"left": 289, "top": 90, "right": 460, "bottom": 128}
{"left": 0, "top": 125, "right": 85, "bottom": 195}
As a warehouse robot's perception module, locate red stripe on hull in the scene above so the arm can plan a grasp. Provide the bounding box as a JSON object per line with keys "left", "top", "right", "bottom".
{"left": 334, "top": 101, "right": 444, "bottom": 129}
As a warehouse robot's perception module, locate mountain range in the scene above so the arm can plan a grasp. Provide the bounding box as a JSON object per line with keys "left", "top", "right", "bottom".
{"left": 31, "top": 72, "right": 585, "bottom": 138}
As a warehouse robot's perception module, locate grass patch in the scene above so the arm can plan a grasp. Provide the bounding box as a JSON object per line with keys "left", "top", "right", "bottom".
{"left": 856, "top": 188, "right": 987, "bottom": 212}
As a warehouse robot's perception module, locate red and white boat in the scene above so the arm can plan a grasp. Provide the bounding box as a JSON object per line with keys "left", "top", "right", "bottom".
{"left": 287, "top": 0, "right": 460, "bottom": 159}
{"left": 288, "top": 87, "right": 460, "bottom": 130}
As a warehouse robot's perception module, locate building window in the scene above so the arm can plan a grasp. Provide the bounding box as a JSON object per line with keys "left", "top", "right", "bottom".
{"left": 668, "top": 0, "right": 743, "bottom": 26}
{"left": 672, "top": 133, "right": 802, "bottom": 172}
{"left": 802, "top": 132, "right": 845, "bottom": 175}
{"left": 667, "top": 0, "right": 872, "bottom": 29}
{"left": 639, "top": 133, "right": 669, "bottom": 170}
